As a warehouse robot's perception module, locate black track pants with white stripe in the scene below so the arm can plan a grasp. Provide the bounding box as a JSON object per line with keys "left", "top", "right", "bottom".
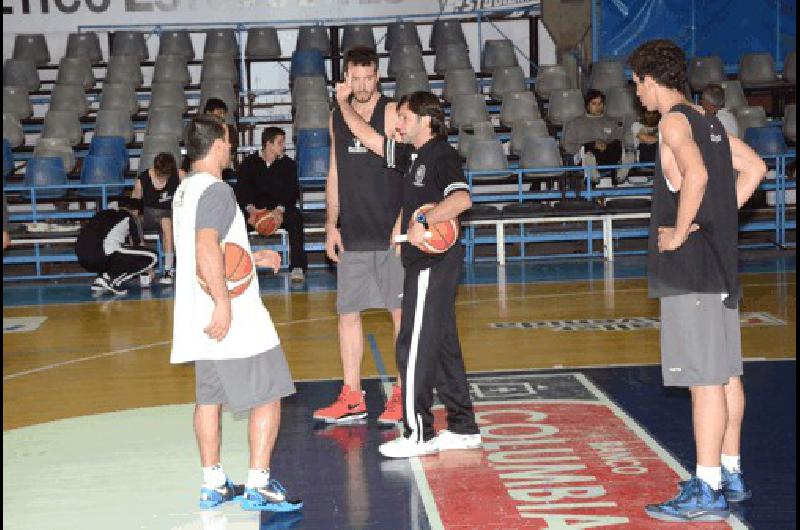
{"left": 106, "top": 246, "right": 157, "bottom": 286}
{"left": 396, "top": 247, "right": 479, "bottom": 443}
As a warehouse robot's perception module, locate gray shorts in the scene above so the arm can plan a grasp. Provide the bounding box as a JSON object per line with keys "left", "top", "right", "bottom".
{"left": 659, "top": 293, "right": 743, "bottom": 387}
{"left": 336, "top": 249, "right": 404, "bottom": 314}
{"left": 195, "top": 346, "right": 296, "bottom": 414}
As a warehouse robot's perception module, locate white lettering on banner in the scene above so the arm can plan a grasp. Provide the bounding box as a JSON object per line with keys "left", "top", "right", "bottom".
{"left": 589, "top": 441, "right": 648, "bottom": 475}
{"left": 476, "top": 408, "right": 630, "bottom": 527}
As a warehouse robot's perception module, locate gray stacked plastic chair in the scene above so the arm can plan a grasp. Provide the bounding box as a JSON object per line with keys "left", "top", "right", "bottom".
{"left": 294, "top": 101, "right": 330, "bottom": 130}
{"left": 42, "top": 110, "right": 82, "bottom": 146}
{"left": 490, "top": 66, "right": 526, "bottom": 101}
{"left": 201, "top": 53, "right": 238, "bottom": 84}
{"left": 535, "top": 64, "right": 570, "bottom": 100}
{"left": 49, "top": 84, "right": 88, "bottom": 117}
{"left": 246, "top": 28, "right": 281, "bottom": 59}
{"left": 733, "top": 106, "right": 768, "bottom": 133}
{"left": 547, "top": 89, "right": 585, "bottom": 126}
{"left": 689, "top": 56, "right": 725, "bottom": 92}
{"left": 784, "top": 51, "right": 796, "bottom": 85}
{"left": 111, "top": 31, "right": 148, "bottom": 61}
{"left": 341, "top": 25, "right": 376, "bottom": 55}
{"left": 520, "top": 136, "right": 565, "bottom": 176}
{"left": 150, "top": 82, "right": 188, "bottom": 112}
{"left": 204, "top": 29, "right": 238, "bottom": 58}
{"left": 153, "top": 54, "right": 191, "bottom": 86}
{"left": 434, "top": 44, "right": 472, "bottom": 75}
{"left": 95, "top": 110, "right": 134, "bottom": 144}
{"left": 500, "top": 91, "right": 540, "bottom": 127}
{"left": 34, "top": 138, "right": 76, "bottom": 173}
{"left": 458, "top": 121, "right": 496, "bottom": 159}
{"left": 784, "top": 104, "right": 796, "bottom": 143}
{"left": 13, "top": 34, "right": 50, "bottom": 66}
{"left": 561, "top": 52, "right": 579, "bottom": 91}
{"left": 589, "top": 60, "right": 626, "bottom": 92}
{"left": 451, "top": 94, "right": 490, "bottom": 129}
{"left": 66, "top": 32, "right": 103, "bottom": 63}
{"left": 721, "top": 80, "right": 747, "bottom": 110}
{"left": 3, "top": 86, "right": 33, "bottom": 120}
{"left": 146, "top": 108, "right": 184, "bottom": 139}
{"left": 56, "top": 57, "right": 94, "bottom": 89}
{"left": 296, "top": 26, "right": 331, "bottom": 55}
{"left": 467, "top": 139, "right": 508, "bottom": 171}
{"left": 199, "top": 80, "right": 239, "bottom": 117}
{"left": 140, "top": 134, "right": 182, "bottom": 171}
{"left": 430, "top": 19, "right": 466, "bottom": 49}
{"left": 385, "top": 21, "right": 421, "bottom": 51}
{"left": 100, "top": 83, "right": 139, "bottom": 116}
{"left": 105, "top": 55, "right": 144, "bottom": 87}
{"left": 739, "top": 53, "right": 777, "bottom": 87}
{"left": 482, "top": 40, "right": 518, "bottom": 73}
{"left": 605, "top": 86, "right": 637, "bottom": 121}
{"left": 510, "top": 119, "right": 549, "bottom": 155}
{"left": 444, "top": 68, "right": 479, "bottom": 102}
{"left": 3, "top": 113, "right": 24, "bottom": 148}
{"left": 158, "top": 30, "right": 195, "bottom": 60}
{"left": 292, "top": 76, "right": 328, "bottom": 104}
{"left": 388, "top": 45, "right": 425, "bottom": 77}
{"left": 394, "top": 71, "right": 431, "bottom": 99}
{"left": 3, "top": 60, "right": 40, "bottom": 92}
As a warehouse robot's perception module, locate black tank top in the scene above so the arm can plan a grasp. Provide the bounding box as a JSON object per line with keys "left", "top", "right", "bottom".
{"left": 648, "top": 104, "right": 740, "bottom": 307}
{"left": 138, "top": 170, "right": 179, "bottom": 210}
{"left": 333, "top": 95, "right": 402, "bottom": 251}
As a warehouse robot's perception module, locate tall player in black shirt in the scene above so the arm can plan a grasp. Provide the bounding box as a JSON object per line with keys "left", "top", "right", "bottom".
{"left": 628, "top": 40, "right": 766, "bottom": 522}
{"left": 336, "top": 84, "right": 481, "bottom": 458}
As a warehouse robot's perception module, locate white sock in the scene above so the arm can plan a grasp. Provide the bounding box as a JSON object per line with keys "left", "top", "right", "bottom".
{"left": 202, "top": 463, "right": 226, "bottom": 487}
{"left": 164, "top": 252, "right": 175, "bottom": 270}
{"left": 696, "top": 465, "right": 722, "bottom": 490}
{"left": 246, "top": 468, "right": 270, "bottom": 488}
{"left": 721, "top": 454, "right": 741, "bottom": 474}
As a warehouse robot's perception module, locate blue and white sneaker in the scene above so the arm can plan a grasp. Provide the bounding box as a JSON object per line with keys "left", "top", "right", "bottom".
{"left": 646, "top": 476, "right": 730, "bottom": 522}
{"left": 199, "top": 479, "right": 244, "bottom": 509}
{"left": 240, "top": 479, "right": 303, "bottom": 512}
{"left": 722, "top": 467, "right": 752, "bottom": 502}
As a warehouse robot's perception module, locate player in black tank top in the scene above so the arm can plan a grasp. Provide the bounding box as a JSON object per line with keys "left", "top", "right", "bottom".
{"left": 629, "top": 40, "right": 767, "bottom": 522}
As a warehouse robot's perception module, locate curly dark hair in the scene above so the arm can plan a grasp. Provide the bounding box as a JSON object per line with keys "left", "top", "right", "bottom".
{"left": 627, "top": 39, "right": 687, "bottom": 91}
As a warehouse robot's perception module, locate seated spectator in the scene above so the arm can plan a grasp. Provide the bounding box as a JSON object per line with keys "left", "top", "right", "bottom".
{"left": 76, "top": 197, "right": 156, "bottom": 296}
{"left": 631, "top": 109, "right": 661, "bottom": 163}
{"left": 562, "top": 89, "right": 631, "bottom": 184}
{"left": 701, "top": 84, "right": 739, "bottom": 138}
{"left": 132, "top": 152, "right": 181, "bottom": 284}
{"left": 182, "top": 98, "right": 237, "bottom": 182}
{"left": 236, "top": 127, "right": 308, "bottom": 282}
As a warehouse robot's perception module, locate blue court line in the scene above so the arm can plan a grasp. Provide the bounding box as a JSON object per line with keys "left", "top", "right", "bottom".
{"left": 367, "top": 333, "right": 391, "bottom": 386}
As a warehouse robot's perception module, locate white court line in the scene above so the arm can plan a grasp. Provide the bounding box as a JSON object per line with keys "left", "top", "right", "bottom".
{"left": 575, "top": 373, "right": 749, "bottom": 530}
{"left": 380, "top": 380, "right": 444, "bottom": 530}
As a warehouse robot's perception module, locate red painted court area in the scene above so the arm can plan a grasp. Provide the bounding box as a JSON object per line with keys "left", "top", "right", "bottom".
{"left": 424, "top": 399, "right": 736, "bottom": 529}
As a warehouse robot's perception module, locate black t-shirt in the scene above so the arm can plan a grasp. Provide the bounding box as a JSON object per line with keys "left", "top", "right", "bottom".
{"left": 234, "top": 153, "right": 299, "bottom": 214}
{"left": 137, "top": 170, "right": 179, "bottom": 211}
{"left": 385, "top": 137, "right": 470, "bottom": 269}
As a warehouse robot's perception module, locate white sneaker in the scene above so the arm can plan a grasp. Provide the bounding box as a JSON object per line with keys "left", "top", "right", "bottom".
{"left": 139, "top": 274, "right": 152, "bottom": 288}
{"left": 435, "top": 429, "right": 483, "bottom": 451}
{"left": 379, "top": 435, "right": 438, "bottom": 458}
{"left": 289, "top": 267, "right": 304, "bottom": 283}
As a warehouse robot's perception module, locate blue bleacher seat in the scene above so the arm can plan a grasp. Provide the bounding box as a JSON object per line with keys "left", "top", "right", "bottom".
{"left": 296, "top": 128, "right": 330, "bottom": 149}
{"left": 88, "top": 136, "right": 129, "bottom": 173}
{"left": 80, "top": 155, "right": 126, "bottom": 198}
{"left": 743, "top": 126, "right": 788, "bottom": 157}
{"left": 23, "top": 157, "right": 68, "bottom": 199}
{"left": 290, "top": 50, "right": 326, "bottom": 80}
{"left": 3, "top": 140, "right": 13, "bottom": 177}
{"left": 297, "top": 145, "right": 330, "bottom": 181}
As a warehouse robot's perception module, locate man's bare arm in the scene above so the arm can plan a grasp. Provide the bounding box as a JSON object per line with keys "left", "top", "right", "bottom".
{"left": 325, "top": 114, "right": 339, "bottom": 227}
{"left": 728, "top": 136, "right": 768, "bottom": 209}
{"left": 426, "top": 191, "right": 472, "bottom": 223}
{"left": 196, "top": 228, "right": 228, "bottom": 303}
{"left": 335, "top": 81, "right": 385, "bottom": 156}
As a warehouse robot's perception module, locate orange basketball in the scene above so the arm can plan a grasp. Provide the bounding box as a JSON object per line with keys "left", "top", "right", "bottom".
{"left": 414, "top": 203, "right": 459, "bottom": 254}
{"left": 197, "top": 242, "right": 254, "bottom": 299}
{"left": 252, "top": 209, "right": 281, "bottom": 237}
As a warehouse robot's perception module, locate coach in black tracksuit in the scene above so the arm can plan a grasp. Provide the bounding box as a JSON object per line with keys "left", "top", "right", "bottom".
{"left": 335, "top": 86, "right": 480, "bottom": 456}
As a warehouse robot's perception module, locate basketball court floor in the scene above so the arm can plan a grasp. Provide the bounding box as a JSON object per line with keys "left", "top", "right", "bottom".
{"left": 3, "top": 253, "right": 796, "bottom": 529}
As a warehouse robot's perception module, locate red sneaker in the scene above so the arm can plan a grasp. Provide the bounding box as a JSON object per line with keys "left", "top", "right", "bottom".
{"left": 378, "top": 384, "right": 403, "bottom": 425}
{"left": 312, "top": 385, "right": 367, "bottom": 423}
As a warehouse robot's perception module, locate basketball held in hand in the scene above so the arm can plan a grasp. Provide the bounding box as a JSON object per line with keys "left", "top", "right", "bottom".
{"left": 414, "top": 203, "right": 459, "bottom": 254}
{"left": 251, "top": 209, "right": 281, "bottom": 237}
{"left": 197, "top": 242, "right": 254, "bottom": 299}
